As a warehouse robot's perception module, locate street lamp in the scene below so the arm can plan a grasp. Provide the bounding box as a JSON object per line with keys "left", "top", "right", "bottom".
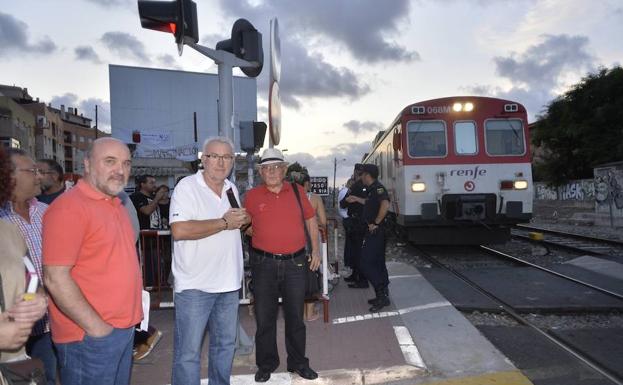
{"left": 333, "top": 157, "right": 346, "bottom": 207}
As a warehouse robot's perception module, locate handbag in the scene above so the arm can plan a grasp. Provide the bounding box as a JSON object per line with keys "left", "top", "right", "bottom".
{"left": 291, "top": 183, "right": 322, "bottom": 298}
{"left": 0, "top": 360, "right": 46, "bottom": 385}
{"left": 0, "top": 274, "right": 46, "bottom": 385}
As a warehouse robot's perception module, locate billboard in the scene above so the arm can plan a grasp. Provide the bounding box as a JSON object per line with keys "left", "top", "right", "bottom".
{"left": 109, "top": 64, "right": 257, "bottom": 160}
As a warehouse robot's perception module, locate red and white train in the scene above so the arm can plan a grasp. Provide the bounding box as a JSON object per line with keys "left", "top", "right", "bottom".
{"left": 363, "top": 96, "right": 533, "bottom": 244}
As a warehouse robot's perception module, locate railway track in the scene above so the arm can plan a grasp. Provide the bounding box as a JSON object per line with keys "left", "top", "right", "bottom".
{"left": 413, "top": 244, "right": 623, "bottom": 384}
{"left": 512, "top": 224, "right": 623, "bottom": 258}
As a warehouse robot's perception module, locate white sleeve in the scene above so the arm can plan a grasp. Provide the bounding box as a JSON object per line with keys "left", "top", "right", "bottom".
{"left": 169, "top": 181, "right": 193, "bottom": 224}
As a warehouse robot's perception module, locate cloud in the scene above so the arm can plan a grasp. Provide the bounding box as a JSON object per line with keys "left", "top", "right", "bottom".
{"left": 0, "top": 12, "right": 57, "bottom": 57}
{"left": 285, "top": 141, "right": 372, "bottom": 186}
{"left": 158, "top": 54, "right": 183, "bottom": 70}
{"left": 100, "top": 31, "right": 150, "bottom": 63}
{"left": 50, "top": 93, "right": 112, "bottom": 132}
{"left": 84, "top": 0, "right": 131, "bottom": 7}
{"left": 278, "top": 39, "right": 371, "bottom": 108}
{"left": 343, "top": 120, "right": 384, "bottom": 136}
{"left": 218, "top": 0, "right": 418, "bottom": 64}
{"left": 464, "top": 34, "right": 596, "bottom": 120}
{"left": 74, "top": 45, "right": 102, "bottom": 64}
{"left": 493, "top": 34, "right": 595, "bottom": 91}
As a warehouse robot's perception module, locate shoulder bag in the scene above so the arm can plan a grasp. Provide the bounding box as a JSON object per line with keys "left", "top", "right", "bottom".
{"left": 291, "top": 183, "right": 322, "bottom": 298}
{"left": 0, "top": 273, "right": 46, "bottom": 385}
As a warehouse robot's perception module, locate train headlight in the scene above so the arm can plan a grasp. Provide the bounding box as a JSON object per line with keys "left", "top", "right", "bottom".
{"left": 464, "top": 102, "right": 474, "bottom": 112}
{"left": 411, "top": 182, "right": 426, "bottom": 192}
{"left": 513, "top": 180, "right": 528, "bottom": 190}
{"left": 453, "top": 103, "right": 462, "bottom": 112}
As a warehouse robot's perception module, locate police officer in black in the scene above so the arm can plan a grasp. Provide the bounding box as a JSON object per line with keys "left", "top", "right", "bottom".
{"left": 340, "top": 164, "right": 368, "bottom": 287}
{"left": 359, "top": 164, "right": 391, "bottom": 312}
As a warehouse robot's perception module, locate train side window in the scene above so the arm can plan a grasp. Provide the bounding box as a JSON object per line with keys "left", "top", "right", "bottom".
{"left": 454, "top": 121, "right": 477, "bottom": 155}
{"left": 485, "top": 119, "right": 525, "bottom": 156}
{"left": 407, "top": 120, "right": 447, "bottom": 157}
{"left": 386, "top": 143, "right": 394, "bottom": 179}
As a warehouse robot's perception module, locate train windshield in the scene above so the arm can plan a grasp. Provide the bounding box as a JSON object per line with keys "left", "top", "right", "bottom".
{"left": 485, "top": 119, "right": 525, "bottom": 155}
{"left": 454, "top": 121, "right": 477, "bottom": 155}
{"left": 407, "top": 120, "right": 447, "bottom": 157}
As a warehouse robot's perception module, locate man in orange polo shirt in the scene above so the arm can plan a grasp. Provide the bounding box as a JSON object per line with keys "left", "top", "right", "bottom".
{"left": 244, "top": 148, "right": 321, "bottom": 382}
{"left": 43, "top": 137, "right": 143, "bottom": 385}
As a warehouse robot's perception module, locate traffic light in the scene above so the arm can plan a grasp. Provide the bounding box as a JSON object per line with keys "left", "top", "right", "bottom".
{"left": 216, "top": 19, "right": 264, "bottom": 77}
{"left": 138, "top": 0, "right": 199, "bottom": 54}
{"left": 240, "top": 121, "right": 267, "bottom": 153}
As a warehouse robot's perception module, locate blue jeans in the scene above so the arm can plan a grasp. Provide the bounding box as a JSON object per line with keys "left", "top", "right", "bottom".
{"left": 26, "top": 332, "right": 57, "bottom": 385}
{"left": 172, "top": 289, "right": 239, "bottom": 385}
{"left": 55, "top": 327, "right": 134, "bottom": 385}
{"left": 251, "top": 252, "right": 309, "bottom": 372}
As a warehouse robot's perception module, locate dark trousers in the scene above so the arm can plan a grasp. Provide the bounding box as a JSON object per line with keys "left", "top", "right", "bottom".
{"left": 251, "top": 252, "right": 309, "bottom": 372}
{"left": 344, "top": 229, "right": 365, "bottom": 281}
{"left": 360, "top": 230, "right": 389, "bottom": 290}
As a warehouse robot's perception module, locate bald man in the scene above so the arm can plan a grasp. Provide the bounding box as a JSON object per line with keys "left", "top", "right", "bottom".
{"left": 43, "top": 138, "right": 143, "bottom": 385}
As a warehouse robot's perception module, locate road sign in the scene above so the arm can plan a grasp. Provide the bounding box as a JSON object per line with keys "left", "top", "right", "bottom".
{"left": 310, "top": 176, "right": 329, "bottom": 196}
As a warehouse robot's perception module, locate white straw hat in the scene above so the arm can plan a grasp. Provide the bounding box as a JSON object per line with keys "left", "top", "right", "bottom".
{"left": 258, "top": 148, "right": 288, "bottom": 166}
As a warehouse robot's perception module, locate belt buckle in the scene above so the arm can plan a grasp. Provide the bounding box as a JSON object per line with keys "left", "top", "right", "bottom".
{"left": 274, "top": 253, "right": 285, "bottom": 259}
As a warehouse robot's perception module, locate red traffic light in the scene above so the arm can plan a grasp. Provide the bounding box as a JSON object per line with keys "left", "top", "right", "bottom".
{"left": 138, "top": 0, "right": 198, "bottom": 54}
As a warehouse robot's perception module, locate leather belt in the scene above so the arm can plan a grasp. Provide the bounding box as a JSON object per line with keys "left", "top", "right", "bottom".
{"left": 252, "top": 247, "right": 305, "bottom": 260}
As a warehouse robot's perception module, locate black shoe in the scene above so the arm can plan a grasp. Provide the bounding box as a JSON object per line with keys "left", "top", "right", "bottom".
{"left": 369, "top": 296, "right": 390, "bottom": 312}
{"left": 348, "top": 282, "right": 369, "bottom": 289}
{"left": 255, "top": 370, "right": 271, "bottom": 382}
{"left": 288, "top": 366, "right": 318, "bottom": 380}
{"left": 344, "top": 274, "right": 357, "bottom": 282}
{"left": 367, "top": 296, "right": 379, "bottom": 305}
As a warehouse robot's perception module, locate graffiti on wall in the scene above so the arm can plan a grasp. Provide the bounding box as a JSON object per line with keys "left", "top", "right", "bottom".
{"left": 534, "top": 180, "right": 595, "bottom": 201}
{"left": 594, "top": 167, "right": 623, "bottom": 209}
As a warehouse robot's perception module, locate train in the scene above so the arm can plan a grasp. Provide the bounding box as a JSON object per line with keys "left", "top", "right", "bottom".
{"left": 362, "top": 96, "right": 533, "bottom": 244}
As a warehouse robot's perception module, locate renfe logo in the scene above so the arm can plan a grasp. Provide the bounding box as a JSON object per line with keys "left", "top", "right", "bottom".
{"left": 449, "top": 166, "right": 487, "bottom": 179}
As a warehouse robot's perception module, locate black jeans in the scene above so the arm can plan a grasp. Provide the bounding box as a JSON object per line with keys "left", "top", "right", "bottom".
{"left": 251, "top": 251, "right": 309, "bottom": 372}
{"left": 344, "top": 229, "right": 365, "bottom": 280}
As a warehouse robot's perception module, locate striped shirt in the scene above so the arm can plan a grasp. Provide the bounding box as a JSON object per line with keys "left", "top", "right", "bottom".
{"left": 0, "top": 199, "right": 49, "bottom": 335}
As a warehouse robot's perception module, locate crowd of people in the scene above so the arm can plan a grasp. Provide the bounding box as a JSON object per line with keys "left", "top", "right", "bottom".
{"left": 0, "top": 137, "right": 390, "bottom": 385}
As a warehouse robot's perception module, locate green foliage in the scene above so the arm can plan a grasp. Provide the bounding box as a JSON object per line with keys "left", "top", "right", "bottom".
{"left": 532, "top": 66, "right": 623, "bottom": 185}
{"left": 286, "top": 162, "right": 308, "bottom": 182}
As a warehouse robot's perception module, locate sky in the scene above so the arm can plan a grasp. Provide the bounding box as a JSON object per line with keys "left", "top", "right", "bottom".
{"left": 2, "top": 0, "right": 622, "bottom": 186}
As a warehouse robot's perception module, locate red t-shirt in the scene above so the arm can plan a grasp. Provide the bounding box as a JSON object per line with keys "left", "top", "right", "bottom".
{"left": 244, "top": 183, "right": 315, "bottom": 254}
{"left": 43, "top": 180, "right": 143, "bottom": 343}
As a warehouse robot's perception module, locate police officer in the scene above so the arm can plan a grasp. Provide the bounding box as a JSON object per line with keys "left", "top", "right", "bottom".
{"left": 359, "top": 164, "right": 391, "bottom": 312}
{"left": 340, "top": 164, "right": 368, "bottom": 288}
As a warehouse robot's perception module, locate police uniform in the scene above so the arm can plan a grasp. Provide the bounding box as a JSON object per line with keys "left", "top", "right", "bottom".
{"left": 359, "top": 165, "right": 391, "bottom": 311}
{"left": 339, "top": 164, "right": 368, "bottom": 286}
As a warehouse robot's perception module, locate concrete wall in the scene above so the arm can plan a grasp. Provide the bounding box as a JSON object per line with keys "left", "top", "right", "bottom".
{"left": 534, "top": 164, "right": 623, "bottom": 226}
{"left": 534, "top": 179, "right": 595, "bottom": 201}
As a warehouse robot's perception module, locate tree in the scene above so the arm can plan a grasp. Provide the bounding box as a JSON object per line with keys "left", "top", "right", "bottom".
{"left": 286, "top": 162, "right": 308, "bottom": 182}
{"left": 532, "top": 66, "right": 623, "bottom": 185}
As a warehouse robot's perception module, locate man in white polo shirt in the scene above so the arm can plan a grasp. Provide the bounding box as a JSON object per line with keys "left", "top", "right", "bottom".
{"left": 169, "top": 136, "right": 250, "bottom": 385}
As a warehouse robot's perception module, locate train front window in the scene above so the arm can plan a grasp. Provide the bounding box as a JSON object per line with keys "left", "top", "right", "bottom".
{"left": 407, "top": 120, "right": 447, "bottom": 157}
{"left": 485, "top": 119, "right": 525, "bottom": 155}
{"left": 454, "top": 121, "right": 477, "bottom": 155}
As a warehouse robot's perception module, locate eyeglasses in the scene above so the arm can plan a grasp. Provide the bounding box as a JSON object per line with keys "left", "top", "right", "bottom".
{"left": 204, "top": 153, "right": 235, "bottom": 162}
{"left": 38, "top": 170, "right": 57, "bottom": 175}
{"left": 17, "top": 168, "right": 41, "bottom": 175}
{"left": 260, "top": 164, "right": 285, "bottom": 172}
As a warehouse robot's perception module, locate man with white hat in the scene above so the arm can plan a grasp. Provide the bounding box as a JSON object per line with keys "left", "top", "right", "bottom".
{"left": 244, "top": 148, "right": 321, "bottom": 382}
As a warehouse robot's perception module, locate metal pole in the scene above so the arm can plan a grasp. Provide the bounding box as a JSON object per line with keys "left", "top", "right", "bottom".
{"left": 193, "top": 112, "right": 198, "bottom": 143}
{"left": 332, "top": 158, "right": 337, "bottom": 207}
{"left": 217, "top": 63, "right": 234, "bottom": 141}
{"left": 95, "top": 105, "right": 98, "bottom": 139}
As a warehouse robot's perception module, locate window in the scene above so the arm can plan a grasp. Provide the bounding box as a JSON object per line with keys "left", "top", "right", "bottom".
{"left": 387, "top": 144, "right": 394, "bottom": 179}
{"left": 407, "top": 120, "right": 447, "bottom": 157}
{"left": 454, "top": 121, "right": 477, "bottom": 155}
{"left": 485, "top": 119, "right": 525, "bottom": 155}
